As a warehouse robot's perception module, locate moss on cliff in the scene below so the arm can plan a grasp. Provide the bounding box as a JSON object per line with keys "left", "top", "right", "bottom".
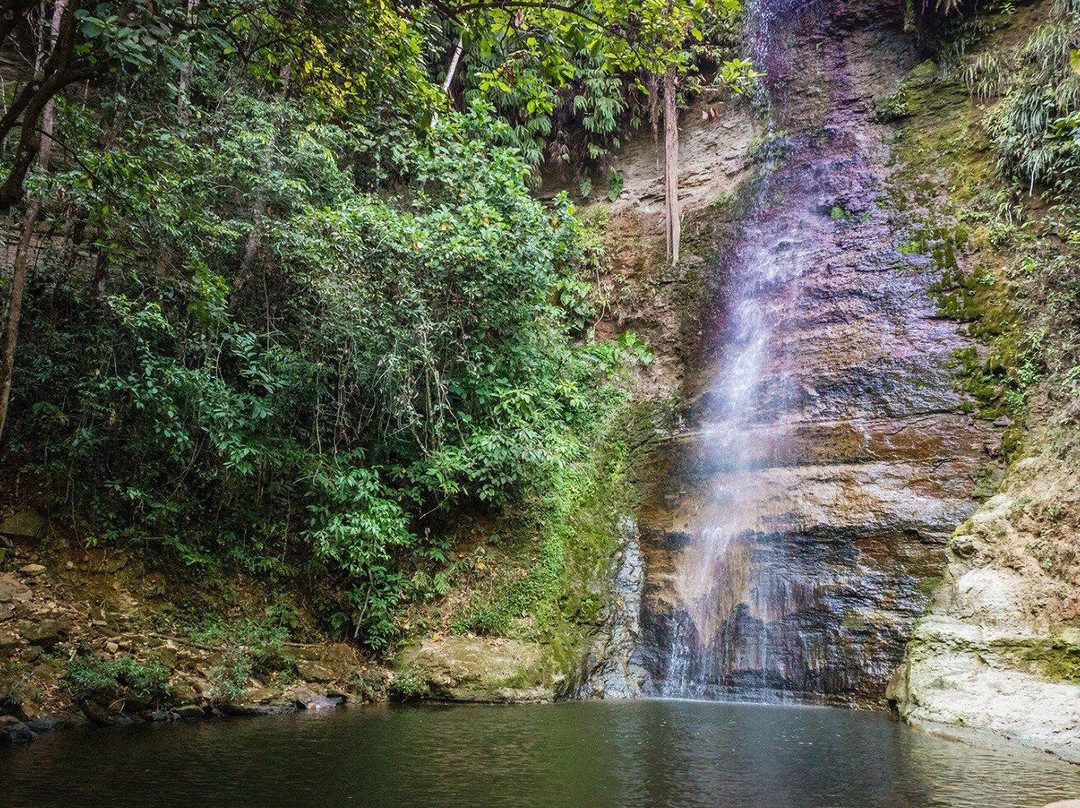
{"left": 884, "top": 52, "right": 1027, "bottom": 430}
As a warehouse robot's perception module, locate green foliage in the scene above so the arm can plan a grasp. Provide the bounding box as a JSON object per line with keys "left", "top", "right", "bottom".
{"left": 10, "top": 0, "right": 660, "bottom": 652}
{"left": 184, "top": 616, "right": 296, "bottom": 698}
{"left": 453, "top": 0, "right": 746, "bottom": 166}
{"left": 963, "top": 4, "right": 1080, "bottom": 197}
{"left": 65, "top": 654, "right": 172, "bottom": 707}
{"left": 446, "top": 397, "right": 666, "bottom": 663}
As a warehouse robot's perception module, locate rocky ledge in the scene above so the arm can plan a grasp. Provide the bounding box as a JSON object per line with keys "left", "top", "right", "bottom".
{"left": 891, "top": 452, "right": 1080, "bottom": 763}
{"left": 0, "top": 509, "right": 390, "bottom": 746}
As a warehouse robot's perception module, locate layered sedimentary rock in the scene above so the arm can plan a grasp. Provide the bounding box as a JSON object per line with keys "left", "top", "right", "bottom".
{"left": 638, "top": 0, "right": 996, "bottom": 706}
{"left": 892, "top": 451, "right": 1080, "bottom": 762}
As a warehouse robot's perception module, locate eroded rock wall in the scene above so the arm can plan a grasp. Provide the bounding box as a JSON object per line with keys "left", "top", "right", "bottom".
{"left": 638, "top": 0, "right": 997, "bottom": 706}
{"left": 887, "top": 0, "right": 1080, "bottom": 762}
{"left": 891, "top": 451, "right": 1080, "bottom": 762}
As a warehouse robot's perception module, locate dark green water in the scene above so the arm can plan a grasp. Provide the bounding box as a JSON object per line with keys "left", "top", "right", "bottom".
{"left": 2, "top": 700, "right": 1077, "bottom": 807}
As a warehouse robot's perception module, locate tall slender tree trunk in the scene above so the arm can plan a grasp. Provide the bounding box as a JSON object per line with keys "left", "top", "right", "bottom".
{"left": 0, "top": 196, "right": 41, "bottom": 441}
{"left": 0, "top": 0, "right": 65, "bottom": 442}
{"left": 441, "top": 37, "right": 463, "bottom": 93}
{"left": 237, "top": 62, "right": 291, "bottom": 283}
{"left": 431, "top": 36, "right": 463, "bottom": 126}
{"left": 237, "top": 0, "right": 301, "bottom": 285}
{"left": 177, "top": 0, "right": 200, "bottom": 126}
{"left": 663, "top": 67, "right": 681, "bottom": 266}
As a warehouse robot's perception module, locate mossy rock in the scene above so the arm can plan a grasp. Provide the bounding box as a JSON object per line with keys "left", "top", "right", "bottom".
{"left": 392, "top": 636, "right": 560, "bottom": 702}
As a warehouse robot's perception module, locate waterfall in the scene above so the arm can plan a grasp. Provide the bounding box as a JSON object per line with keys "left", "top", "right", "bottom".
{"left": 655, "top": 0, "right": 822, "bottom": 702}
{"left": 643, "top": 0, "right": 985, "bottom": 706}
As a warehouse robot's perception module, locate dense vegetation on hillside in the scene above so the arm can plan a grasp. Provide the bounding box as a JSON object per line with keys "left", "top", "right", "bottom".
{"left": 937, "top": 0, "right": 1080, "bottom": 433}
{"left": 0, "top": 0, "right": 746, "bottom": 649}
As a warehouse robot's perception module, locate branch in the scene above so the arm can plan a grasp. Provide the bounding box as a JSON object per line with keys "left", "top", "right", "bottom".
{"left": 0, "top": 0, "right": 41, "bottom": 53}
{"left": 434, "top": 0, "right": 605, "bottom": 29}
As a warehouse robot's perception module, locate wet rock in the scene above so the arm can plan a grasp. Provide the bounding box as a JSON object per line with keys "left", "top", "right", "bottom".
{"left": 220, "top": 702, "right": 296, "bottom": 717}
{"left": 567, "top": 530, "right": 647, "bottom": 699}
{"left": 0, "top": 717, "right": 36, "bottom": 745}
{"left": 1, "top": 510, "right": 44, "bottom": 540}
{"left": 294, "top": 690, "right": 344, "bottom": 711}
{"left": 635, "top": 0, "right": 994, "bottom": 707}
{"left": 25, "top": 716, "right": 59, "bottom": 733}
{"left": 175, "top": 704, "right": 209, "bottom": 720}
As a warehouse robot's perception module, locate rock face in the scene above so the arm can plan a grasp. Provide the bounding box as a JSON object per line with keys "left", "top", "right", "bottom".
{"left": 638, "top": 0, "right": 994, "bottom": 706}
{"left": 393, "top": 636, "right": 558, "bottom": 702}
{"left": 893, "top": 453, "right": 1080, "bottom": 762}
{"left": 0, "top": 532, "right": 384, "bottom": 739}
{"left": 565, "top": 533, "right": 647, "bottom": 699}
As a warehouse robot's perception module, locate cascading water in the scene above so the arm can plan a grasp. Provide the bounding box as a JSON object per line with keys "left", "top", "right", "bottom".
{"left": 656, "top": 0, "right": 825, "bottom": 701}
{"left": 643, "top": 0, "right": 990, "bottom": 704}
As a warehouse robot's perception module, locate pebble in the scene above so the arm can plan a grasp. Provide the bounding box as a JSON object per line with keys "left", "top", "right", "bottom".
{"left": 18, "top": 564, "right": 46, "bottom": 576}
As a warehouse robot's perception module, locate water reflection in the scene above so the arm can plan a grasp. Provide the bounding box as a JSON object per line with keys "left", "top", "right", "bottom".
{"left": 3, "top": 700, "right": 1077, "bottom": 807}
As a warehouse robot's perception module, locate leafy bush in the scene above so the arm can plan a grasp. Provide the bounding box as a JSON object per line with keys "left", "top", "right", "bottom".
{"left": 66, "top": 654, "right": 171, "bottom": 708}
{"left": 18, "top": 91, "right": 635, "bottom": 648}
{"left": 184, "top": 617, "right": 296, "bottom": 698}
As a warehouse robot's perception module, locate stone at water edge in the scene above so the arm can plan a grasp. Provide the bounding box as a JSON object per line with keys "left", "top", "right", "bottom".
{"left": 0, "top": 716, "right": 37, "bottom": 744}
{"left": 295, "top": 659, "right": 336, "bottom": 683}
{"left": 293, "top": 690, "right": 345, "bottom": 711}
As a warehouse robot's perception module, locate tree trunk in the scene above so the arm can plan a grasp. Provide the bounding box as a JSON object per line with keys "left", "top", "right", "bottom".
{"left": 177, "top": 0, "right": 200, "bottom": 126}
{"left": 441, "top": 37, "right": 463, "bottom": 93}
{"left": 431, "top": 37, "right": 463, "bottom": 126}
{"left": 237, "top": 61, "right": 291, "bottom": 284}
{"left": 35, "top": 0, "right": 65, "bottom": 167}
{"left": 0, "top": 197, "right": 41, "bottom": 440}
{"left": 663, "top": 67, "right": 680, "bottom": 266}
{"left": 0, "top": 0, "right": 65, "bottom": 442}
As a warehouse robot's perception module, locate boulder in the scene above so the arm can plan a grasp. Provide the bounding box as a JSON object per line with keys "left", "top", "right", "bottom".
{"left": 24, "top": 716, "right": 59, "bottom": 733}
{"left": 0, "top": 717, "right": 36, "bottom": 745}
{"left": 293, "top": 690, "right": 344, "bottom": 711}
{"left": 393, "top": 636, "right": 555, "bottom": 702}
{"left": 17, "top": 619, "right": 62, "bottom": 649}
{"left": 296, "top": 660, "right": 336, "bottom": 683}
{"left": 1, "top": 510, "right": 44, "bottom": 540}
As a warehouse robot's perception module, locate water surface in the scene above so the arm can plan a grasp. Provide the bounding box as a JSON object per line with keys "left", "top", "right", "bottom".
{"left": 3, "top": 700, "right": 1077, "bottom": 807}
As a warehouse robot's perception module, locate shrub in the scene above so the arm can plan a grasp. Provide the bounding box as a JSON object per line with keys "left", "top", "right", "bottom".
{"left": 66, "top": 654, "right": 171, "bottom": 709}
